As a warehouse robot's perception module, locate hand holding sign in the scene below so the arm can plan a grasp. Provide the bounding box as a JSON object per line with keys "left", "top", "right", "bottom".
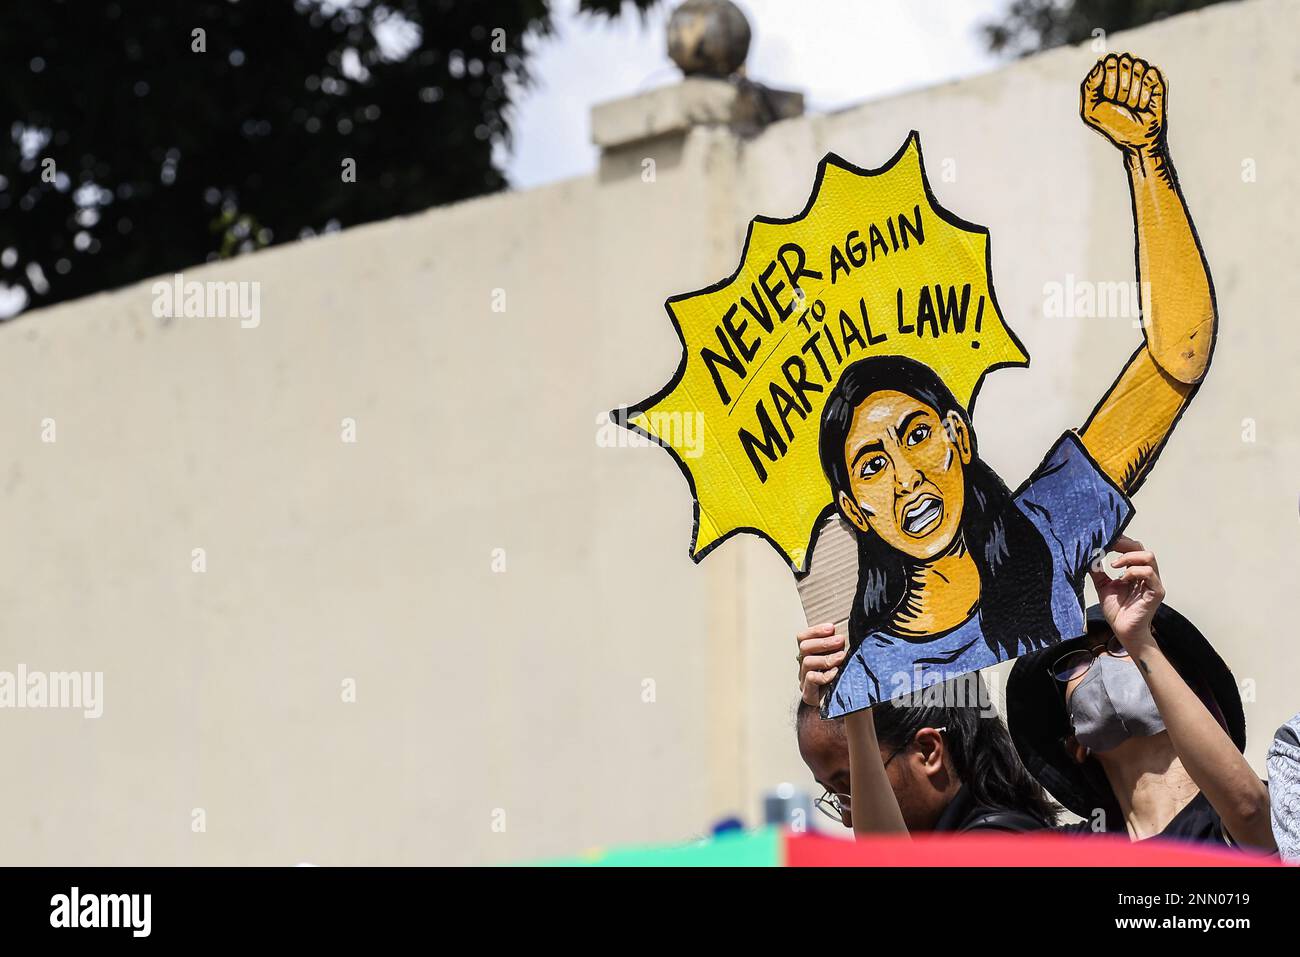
{"left": 797, "top": 623, "right": 844, "bottom": 707}
{"left": 1088, "top": 535, "right": 1165, "bottom": 650}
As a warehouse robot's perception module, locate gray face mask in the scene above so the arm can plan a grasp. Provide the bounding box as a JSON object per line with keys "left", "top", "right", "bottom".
{"left": 1069, "top": 654, "right": 1166, "bottom": 753}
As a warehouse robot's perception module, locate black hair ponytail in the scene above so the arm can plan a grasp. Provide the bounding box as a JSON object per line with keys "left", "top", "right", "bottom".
{"left": 873, "top": 679, "right": 1059, "bottom": 825}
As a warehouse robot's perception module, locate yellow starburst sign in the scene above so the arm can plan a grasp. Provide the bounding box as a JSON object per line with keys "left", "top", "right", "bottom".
{"left": 618, "top": 132, "right": 1029, "bottom": 572}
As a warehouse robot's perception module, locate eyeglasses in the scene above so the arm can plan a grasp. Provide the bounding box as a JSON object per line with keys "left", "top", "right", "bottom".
{"left": 1050, "top": 634, "right": 1129, "bottom": 683}
{"left": 815, "top": 789, "right": 851, "bottom": 824}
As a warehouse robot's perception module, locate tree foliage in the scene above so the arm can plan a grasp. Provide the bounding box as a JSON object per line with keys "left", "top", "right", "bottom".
{"left": 982, "top": 0, "right": 1233, "bottom": 58}
{"left": 0, "top": 0, "right": 655, "bottom": 315}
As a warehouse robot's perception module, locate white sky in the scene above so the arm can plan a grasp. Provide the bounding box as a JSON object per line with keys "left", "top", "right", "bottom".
{"left": 504, "top": 0, "right": 1013, "bottom": 189}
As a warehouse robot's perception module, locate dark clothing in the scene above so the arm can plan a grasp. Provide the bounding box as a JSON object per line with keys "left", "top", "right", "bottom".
{"left": 934, "top": 785, "right": 1050, "bottom": 833}
{"left": 1140, "top": 792, "right": 1230, "bottom": 845}
{"left": 1057, "top": 791, "right": 1231, "bottom": 846}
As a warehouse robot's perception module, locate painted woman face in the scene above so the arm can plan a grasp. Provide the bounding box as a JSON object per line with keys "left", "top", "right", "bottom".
{"left": 836, "top": 390, "right": 972, "bottom": 561}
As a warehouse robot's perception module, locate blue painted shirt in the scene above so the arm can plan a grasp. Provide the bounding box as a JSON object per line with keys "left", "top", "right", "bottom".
{"left": 824, "top": 431, "right": 1132, "bottom": 717}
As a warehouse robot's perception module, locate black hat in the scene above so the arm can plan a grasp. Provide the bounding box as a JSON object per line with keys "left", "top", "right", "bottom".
{"left": 1005, "top": 603, "right": 1244, "bottom": 821}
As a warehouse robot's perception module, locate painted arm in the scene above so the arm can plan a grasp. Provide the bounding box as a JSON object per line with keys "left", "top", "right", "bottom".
{"left": 1096, "top": 539, "right": 1274, "bottom": 851}
{"left": 1076, "top": 55, "right": 1216, "bottom": 493}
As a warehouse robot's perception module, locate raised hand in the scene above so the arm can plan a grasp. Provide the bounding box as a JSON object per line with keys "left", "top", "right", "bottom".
{"left": 796, "top": 623, "right": 846, "bottom": 706}
{"left": 1088, "top": 535, "right": 1164, "bottom": 650}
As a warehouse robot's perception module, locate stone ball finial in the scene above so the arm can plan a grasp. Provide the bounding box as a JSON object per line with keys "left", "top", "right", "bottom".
{"left": 667, "top": 0, "right": 751, "bottom": 78}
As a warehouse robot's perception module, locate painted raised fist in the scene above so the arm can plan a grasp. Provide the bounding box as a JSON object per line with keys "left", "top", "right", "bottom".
{"left": 1081, "top": 53, "right": 1166, "bottom": 155}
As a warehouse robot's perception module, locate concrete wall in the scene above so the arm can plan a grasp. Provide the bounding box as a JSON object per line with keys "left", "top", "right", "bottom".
{"left": 0, "top": 0, "right": 1295, "bottom": 864}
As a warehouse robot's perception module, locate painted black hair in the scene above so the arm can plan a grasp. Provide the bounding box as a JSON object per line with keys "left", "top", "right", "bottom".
{"left": 795, "top": 680, "right": 1058, "bottom": 826}
{"left": 818, "top": 355, "right": 1060, "bottom": 659}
